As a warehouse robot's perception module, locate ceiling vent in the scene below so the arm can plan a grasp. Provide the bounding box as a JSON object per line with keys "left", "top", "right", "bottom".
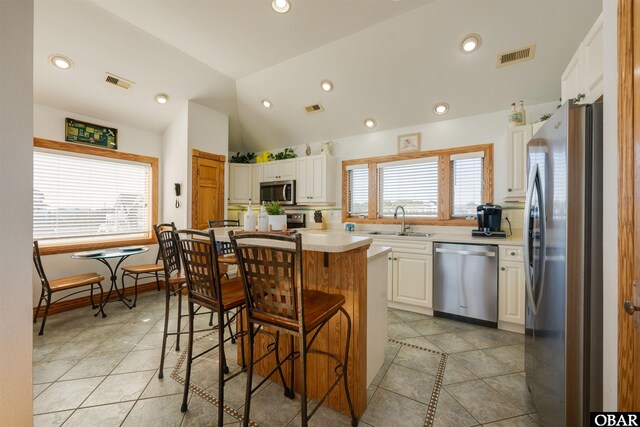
{"left": 104, "top": 72, "right": 135, "bottom": 90}
{"left": 496, "top": 44, "right": 536, "bottom": 67}
{"left": 304, "top": 103, "right": 324, "bottom": 114}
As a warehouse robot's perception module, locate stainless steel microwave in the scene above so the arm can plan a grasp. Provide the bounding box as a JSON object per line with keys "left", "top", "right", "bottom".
{"left": 260, "top": 180, "right": 296, "bottom": 205}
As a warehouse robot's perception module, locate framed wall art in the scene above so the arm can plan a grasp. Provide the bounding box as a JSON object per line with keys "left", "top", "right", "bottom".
{"left": 397, "top": 132, "right": 421, "bottom": 153}
{"left": 65, "top": 117, "right": 118, "bottom": 150}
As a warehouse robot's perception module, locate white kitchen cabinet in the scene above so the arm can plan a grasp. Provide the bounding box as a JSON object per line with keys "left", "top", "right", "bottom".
{"left": 498, "top": 262, "right": 525, "bottom": 326}
{"left": 263, "top": 159, "right": 296, "bottom": 181}
{"left": 392, "top": 251, "right": 432, "bottom": 308}
{"left": 561, "top": 13, "right": 603, "bottom": 104}
{"left": 295, "top": 154, "right": 336, "bottom": 205}
{"left": 228, "top": 163, "right": 252, "bottom": 204}
{"left": 251, "top": 163, "right": 263, "bottom": 204}
{"left": 498, "top": 244, "right": 525, "bottom": 331}
{"left": 505, "top": 125, "right": 531, "bottom": 201}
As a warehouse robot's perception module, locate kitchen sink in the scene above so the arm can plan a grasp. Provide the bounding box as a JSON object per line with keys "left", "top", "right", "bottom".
{"left": 366, "top": 231, "right": 434, "bottom": 238}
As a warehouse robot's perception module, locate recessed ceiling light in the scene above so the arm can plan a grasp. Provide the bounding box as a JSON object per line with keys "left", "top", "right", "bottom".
{"left": 364, "top": 118, "right": 377, "bottom": 129}
{"left": 272, "top": 0, "right": 290, "bottom": 13}
{"left": 460, "top": 33, "right": 481, "bottom": 53}
{"left": 320, "top": 80, "right": 333, "bottom": 92}
{"left": 262, "top": 99, "right": 273, "bottom": 109}
{"left": 49, "top": 54, "right": 73, "bottom": 70}
{"left": 433, "top": 103, "right": 450, "bottom": 115}
{"left": 155, "top": 94, "right": 169, "bottom": 104}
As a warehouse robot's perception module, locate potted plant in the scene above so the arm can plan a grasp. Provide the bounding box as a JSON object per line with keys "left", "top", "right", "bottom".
{"left": 265, "top": 201, "right": 287, "bottom": 231}
{"left": 312, "top": 209, "right": 326, "bottom": 230}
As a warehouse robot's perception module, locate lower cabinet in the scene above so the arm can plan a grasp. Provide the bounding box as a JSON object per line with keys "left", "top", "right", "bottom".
{"left": 379, "top": 239, "right": 433, "bottom": 311}
{"left": 498, "top": 260, "right": 525, "bottom": 327}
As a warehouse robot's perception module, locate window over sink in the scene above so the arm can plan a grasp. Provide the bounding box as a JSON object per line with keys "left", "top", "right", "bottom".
{"left": 341, "top": 144, "right": 493, "bottom": 225}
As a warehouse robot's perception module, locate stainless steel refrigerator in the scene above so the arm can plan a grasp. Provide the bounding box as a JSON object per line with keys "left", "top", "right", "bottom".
{"left": 524, "top": 100, "right": 602, "bottom": 426}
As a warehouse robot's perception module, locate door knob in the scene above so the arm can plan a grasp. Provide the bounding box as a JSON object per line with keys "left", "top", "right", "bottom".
{"left": 624, "top": 301, "right": 640, "bottom": 316}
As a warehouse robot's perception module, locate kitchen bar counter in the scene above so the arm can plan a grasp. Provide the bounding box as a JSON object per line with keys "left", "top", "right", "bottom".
{"left": 210, "top": 227, "right": 373, "bottom": 418}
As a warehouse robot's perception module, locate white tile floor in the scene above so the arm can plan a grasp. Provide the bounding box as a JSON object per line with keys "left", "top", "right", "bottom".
{"left": 33, "top": 290, "right": 540, "bottom": 426}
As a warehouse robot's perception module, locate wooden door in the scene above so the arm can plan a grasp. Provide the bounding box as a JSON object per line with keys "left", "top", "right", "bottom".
{"left": 191, "top": 150, "right": 225, "bottom": 230}
{"left": 618, "top": 0, "right": 640, "bottom": 410}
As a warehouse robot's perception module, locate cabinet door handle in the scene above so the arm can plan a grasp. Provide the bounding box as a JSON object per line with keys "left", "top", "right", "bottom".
{"left": 510, "top": 252, "right": 516, "bottom": 256}
{"left": 388, "top": 257, "right": 392, "bottom": 261}
{"left": 508, "top": 188, "right": 512, "bottom": 192}
{"left": 394, "top": 258, "right": 398, "bottom": 261}
{"left": 501, "top": 267, "right": 506, "bottom": 271}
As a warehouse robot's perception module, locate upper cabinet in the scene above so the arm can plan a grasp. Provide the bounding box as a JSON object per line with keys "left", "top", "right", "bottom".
{"left": 505, "top": 122, "right": 544, "bottom": 201}
{"left": 251, "top": 163, "right": 263, "bottom": 203}
{"left": 295, "top": 154, "right": 336, "bottom": 205}
{"left": 263, "top": 159, "right": 296, "bottom": 181}
{"left": 228, "top": 163, "right": 252, "bottom": 204}
{"left": 561, "top": 13, "right": 603, "bottom": 105}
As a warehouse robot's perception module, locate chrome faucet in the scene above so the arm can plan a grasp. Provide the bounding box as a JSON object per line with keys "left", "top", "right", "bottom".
{"left": 393, "top": 206, "right": 410, "bottom": 234}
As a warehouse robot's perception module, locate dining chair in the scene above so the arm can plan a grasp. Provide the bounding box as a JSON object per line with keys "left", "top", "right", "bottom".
{"left": 174, "top": 228, "right": 246, "bottom": 426}
{"left": 229, "top": 231, "right": 358, "bottom": 427}
{"left": 120, "top": 248, "right": 164, "bottom": 307}
{"left": 33, "top": 241, "right": 106, "bottom": 336}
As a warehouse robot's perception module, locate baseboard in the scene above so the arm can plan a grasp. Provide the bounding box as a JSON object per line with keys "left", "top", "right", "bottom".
{"left": 387, "top": 301, "right": 434, "bottom": 316}
{"left": 33, "top": 280, "right": 165, "bottom": 318}
{"left": 497, "top": 320, "right": 525, "bottom": 334}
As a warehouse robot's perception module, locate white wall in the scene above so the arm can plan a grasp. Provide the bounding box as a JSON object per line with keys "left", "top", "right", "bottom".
{"left": 602, "top": 0, "right": 618, "bottom": 411}
{"left": 249, "top": 101, "right": 557, "bottom": 229}
{"left": 33, "top": 104, "right": 163, "bottom": 306}
{"left": 0, "top": 0, "right": 34, "bottom": 423}
{"left": 186, "top": 101, "right": 230, "bottom": 225}
{"left": 161, "top": 102, "right": 189, "bottom": 228}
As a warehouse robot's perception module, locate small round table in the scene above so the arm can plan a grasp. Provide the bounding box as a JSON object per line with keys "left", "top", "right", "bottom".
{"left": 72, "top": 246, "right": 149, "bottom": 313}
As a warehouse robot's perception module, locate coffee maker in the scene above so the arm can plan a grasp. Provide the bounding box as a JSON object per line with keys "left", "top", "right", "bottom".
{"left": 472, "top": 203, "right": 506, "bottom": 238}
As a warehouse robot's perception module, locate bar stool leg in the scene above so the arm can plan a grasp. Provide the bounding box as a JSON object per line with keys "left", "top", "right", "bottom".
{"left": 155, "top": 271, "right": 160, "bottom": 291}
{"left": 90, "top": 284, "right": 96, "bottom": 309}
{"left": 217, "top": 309, "right": 226, "bottom": 426}
{"left": 176, "top": 286, "right": 182, "bottom": 352}
{"left": 158, "top": 280, "right": 171, "bottom": 379}
{"left": 243, "top": 323, "right": 256, "bottom": 427}
{"left": 285, "top": 335, "right": 295, "bottom": 399}
{"left": 341, "top": 308, "right": 358, "bottom": 426}
{"left": 132, "top": 274, "right": 139, "bottom": 307}
{"left": 181, "top": 300, "right": 195, "bottom": 413}
{"left": 34, "top": 289, "right": 44, "bottom": 324}
{"left": 38, "top": 294, "right": 51, "bottom": 336}
{"left": 300, "top": 339, "right": 308, "bottom": 427}
{"left": 227, "top": 311, "right": 236, "bottom": 344}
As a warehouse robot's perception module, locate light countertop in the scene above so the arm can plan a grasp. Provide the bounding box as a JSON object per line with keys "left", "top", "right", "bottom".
{"left": 301, "top": 228, "right": 523, "bottom": 246}
{"left": 210, "top": 227, "right": 372, "bottom": 253}
{"left": 367, "top": 246, "right": 391, "bottom": 260}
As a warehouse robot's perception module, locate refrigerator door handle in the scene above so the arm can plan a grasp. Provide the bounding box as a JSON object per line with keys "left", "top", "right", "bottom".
{"left": 523, "top": 164, "right": 540, "bottom": 315}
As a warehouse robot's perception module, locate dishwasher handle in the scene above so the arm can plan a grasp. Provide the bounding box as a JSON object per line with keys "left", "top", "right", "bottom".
{"left": 435, "top": 248, "right": 496, "bottom": 257}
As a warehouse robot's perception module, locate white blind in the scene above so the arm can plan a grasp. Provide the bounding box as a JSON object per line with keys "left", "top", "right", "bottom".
{"left": 347, "top": 167, "right": 368, "bottom": 217}
{"left": 451, "top": 156, "right": 484, "bottom": 217}
{"left": 34, "top": 150, "right": 152, "bottom": 243}
{"left": 378, "top": 160, "right": 438, "bottom": 217}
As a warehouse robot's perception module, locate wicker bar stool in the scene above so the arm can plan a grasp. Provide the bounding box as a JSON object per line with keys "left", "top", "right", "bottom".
{"left": 155, "top": 222, "right": 188, "bottom": 379}
{"left": 174, "top": 229, "right": 246, "bottom": 426}
{"left": 229, "top": 231, "right": 358, "bottom": 427}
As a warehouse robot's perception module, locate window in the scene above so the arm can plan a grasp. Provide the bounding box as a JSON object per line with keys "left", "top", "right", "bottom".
{"left": 342, "top": 144, "right": 493, "bottom": 225}
{"left": 451, "top": 152, "right": 484, "bottom": 217}
{"left": 378, "top": 158, "right": 438, "bottom": 217}
{"left": 33, "top": 138, "right": 158, "bottom": 253}
{"left": 346, "top": 165, "right": 369, "bottom": 217}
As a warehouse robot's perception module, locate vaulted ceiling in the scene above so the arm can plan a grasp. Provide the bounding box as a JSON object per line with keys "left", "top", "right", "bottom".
{"left": 34, "top": 0, "right": 602, "bottom": 152}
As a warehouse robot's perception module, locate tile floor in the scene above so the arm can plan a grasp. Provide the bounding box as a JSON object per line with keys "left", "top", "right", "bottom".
{"left": 33, "top": 291, "right": 539, "bottom": 426}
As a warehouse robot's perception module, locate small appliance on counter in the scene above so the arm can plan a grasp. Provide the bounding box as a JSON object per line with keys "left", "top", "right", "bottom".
{"left": 472, "top": 203, "right": 506, "bottom": 238}
{"left": 286, "top": 213, "right": 306, "bottom": 229}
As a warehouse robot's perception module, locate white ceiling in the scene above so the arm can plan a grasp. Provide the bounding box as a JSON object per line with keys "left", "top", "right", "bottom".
{"left": 92, "top": 0, "right": 432, "bottom": 80}
{"left": 34, "top": 0, "right": 602, "bottom": 152}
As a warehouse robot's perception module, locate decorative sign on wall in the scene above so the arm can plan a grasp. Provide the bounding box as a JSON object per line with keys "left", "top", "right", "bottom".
{"left": 65, "top": 117, "right": 118, "bottom": 149}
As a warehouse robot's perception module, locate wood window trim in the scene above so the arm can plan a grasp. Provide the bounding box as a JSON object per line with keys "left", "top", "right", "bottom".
{"left": 33, "top": 138, "right": 159, "bottom": 255}
{"left": 341, "top": 143, "right": 493, "bottom": 226}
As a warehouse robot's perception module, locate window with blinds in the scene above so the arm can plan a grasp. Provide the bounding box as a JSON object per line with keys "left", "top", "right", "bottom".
{"left": 378, "top": 158, "right": 438, "bottom": 217}
{"left": 34, "top": 150, "right": 152, "bottom": 244}
{"left": 347, "top": 166, "right": 369, "bottom": 217}
{"left": 451, "top": 152, "right": 484, "bottom": 217}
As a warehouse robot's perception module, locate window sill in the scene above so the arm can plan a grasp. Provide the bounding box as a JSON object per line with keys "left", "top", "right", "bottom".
{"left": 38, "top": 236, "right": 157, "bottom": 256}
{"left": 344, "top": 217, "right": 476, "bottom": 227}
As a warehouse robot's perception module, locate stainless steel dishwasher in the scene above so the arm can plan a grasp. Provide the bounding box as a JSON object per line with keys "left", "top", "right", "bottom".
{"left": 433, "top": 242, "right": 498, "bottom": 326}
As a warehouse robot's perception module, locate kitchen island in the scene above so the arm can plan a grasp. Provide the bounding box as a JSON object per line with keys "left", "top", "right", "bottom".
{"left": 211, "top": 228, "right": 384, "bottom": 418}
